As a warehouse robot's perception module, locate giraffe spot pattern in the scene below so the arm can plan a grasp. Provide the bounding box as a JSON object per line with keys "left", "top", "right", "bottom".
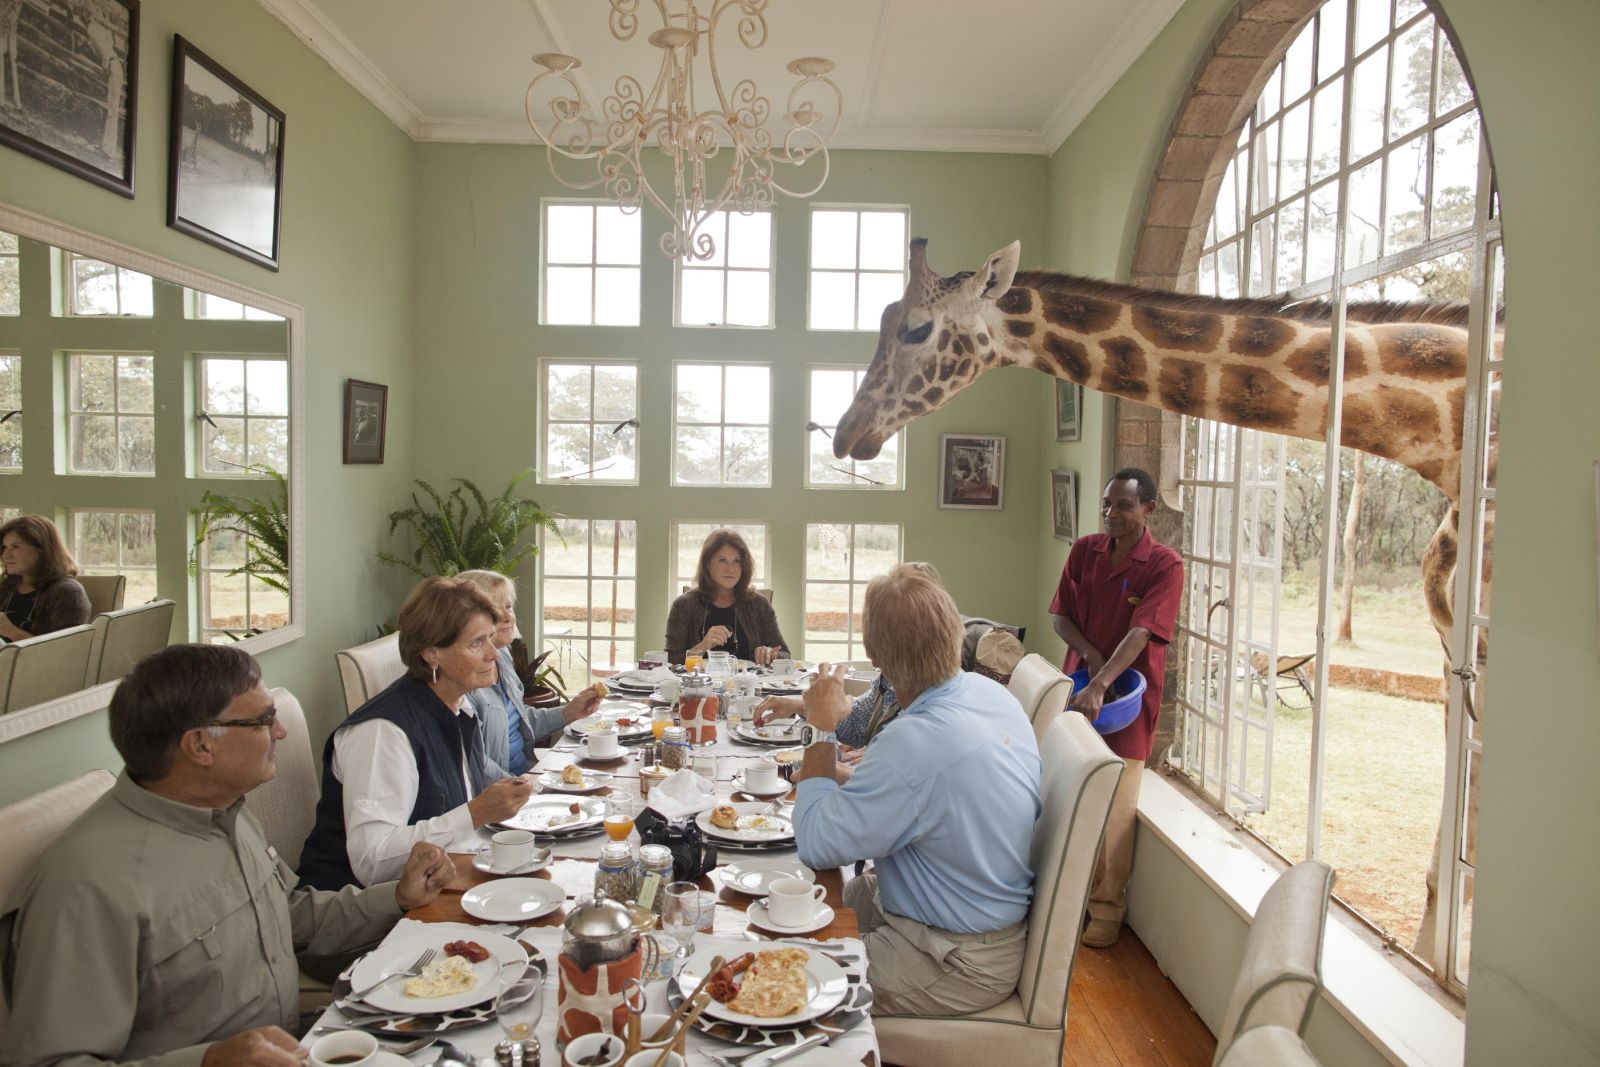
{"left": 1041, "top": 333, "right": 1091, "bottom": 383}
{"left": 957, "top": 358, "right": 974, "bottom": 379}
{"left": 1218, "top": 364, "right": 1299, "bottom": 428}
{"left": 937, "top": 328, "right": 951, "bottom": 353}
{"left": 1132, "top": 305, "right": 1223, "bottom": 354}
{"left": 938, "top": 359, "right": 958, "bottom": 382}
{"left": 1005, "top": 318, "right": 1036, "bottom": 338}
{"left": 1447, "top": 386, "right": 1466, "bottom": 443}
{"left": 1228, "top": 316, "right": 1296, "bottom": 358}
{"left": 1284, "top": 335, "right": 1369, "bottom": 384}
{"left": 906, "top": 374, "right": 925, "bottom": 394}
{"left": 1042, "top": 292, "right": 1121, "bottom": 335}
{"left": 1157, "top": 358, "right": 1209, "bottom": 416}
{"left": 1378, "top": 326, "right": 1467, "bottom": 381}
{"left": 1412, "top": 459, "right": 1445, "bottom": 485}
{"left": 1098, "top": 337, "right": 1150, "bottom": 400}
{"left": 976, "top": 333, "right": 989, "bottom": 346}
{"left": 924, "top": 387, "right": 944, "bottom": 406}
{"left": 1341, "top": 386, "right": 1441, "bottom": 458}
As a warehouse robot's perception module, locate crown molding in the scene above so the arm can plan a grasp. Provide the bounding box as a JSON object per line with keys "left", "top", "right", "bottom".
{"left": 255, "top": 0, "right": 426, "bottom": 136}
{"left": 1042, "top": 0, "right": 1188, "bottom": 153}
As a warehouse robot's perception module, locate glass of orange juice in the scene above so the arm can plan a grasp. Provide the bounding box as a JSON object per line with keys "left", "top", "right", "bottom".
{"left": 651, "top": 707, "right": 673, "bottom": 739}
{"left": 685, "top": 652, "right": 703, "bottom": 672}
{"left": 604, "top": 797, "right": 638, "bottom": 842}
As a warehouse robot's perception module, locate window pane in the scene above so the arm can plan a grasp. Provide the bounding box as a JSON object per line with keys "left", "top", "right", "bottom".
{"left": 854, "top": 524, "right": 901, "bottom": 576}
{"left": 857, "top": 273, "right": 904, "bottom": 331}
{"left": 1215, "top": 158, "right": 1240, "bottom": 239}
{"left": 205, "top": 359, "right": 246, "bottom": 414}
{"left": 1353, "top": 0, "right": 1390, "bottom": 56}
{"left": 546, "top": 204, "right": 594, "bottom": 263}
{"left": 1384, "top": 137, "right": 1428, "bottom": 255}
{"left": 0, "top": 354, "right": 19, "bottom": 469}
{"left": 248, "top": 418, "right": 288, "bottom": 473}
{"left": 120, "top": 416, "right": 155, "bottom": 473}
{"left": 857, "top": 212, "right": 906, "bottom": 271}
{"left": 72, "top": 416, "right": 117, "bottom": 471}
{"left": 694, "top": 213, "right": 729, "bottom": 268}
{"left": 679, "top": 269, "right": 724, "bottom": 326}
{"left": 205, "top": 417, "right": 247, "bottom": 471}
{"left": 724, "top": 365, "right": 770, "bottom": 423}
{"left": 1349, "top": 49, "right": 1387, "bottom": 162}
{"left": 1389, "top": 20, "right": 1432, "bottom": 141}
{"left": 809, "top": 369, "right": 856, "bottom": 424}
{"left": 120, "top": 272, "right": 153, "bottom": 316}
{"left": 251, "top": 578, "right": 289, "bottom": 630}
{"left": 1275, "top": 198, "right": 1306, "bottom": 291}
{"left": 73, "top": 512, "right": 119, "bottom": 567}
{"left": 807, "top": 523, "right": 851, "bottom": 580}
{"left": 0, "top": 246, "right": 18, "bottom": 316}
{"left": 593, "top": 267, "right": 641, "bottom": 326}
{"left": 195, "top": 292, "right": 244, "bottom": 319}
{"left": 1280, "top": 101, "right": 1309, "bottom": 198}
{"left": 725, "top": 270, "right": 771, "bottom": 327}
{"left": 1306, "top": 184, "right": 1338, "bottom": 283}
{"left": 122, "top": 512, "right": 157, "bottom": 567}
{"left": 675, "top": 366, "right": 722, "bottom": 423}
{"left": 726, "top": 212, "right": 771, "bottom": 270}
{"left": 723, "top": 427, "right": 769, "bottom": 484}
{"left": 1345, "top": 158, "right": 1382, "bottom": 268}
{"left": 1282, "top": 26, "right": 1314, "bottom": 104}
{"left": 1310, "top": 77, "right": 1344, "bottom": 182}
{"left": 1317, "top": 1, "right": 1347, "bottom": 82}
{"left": 71, "top": 258, "right": 119, "bottom": 315}
{"left": 1436, "top": 36, "right": 1471, "bottom": 114}
{"left": 547, "top": 364, "right": 592, "bottom": 421}
{"left": 545, "top": 267, "right": 593, "bottom": 325}
{"left": 591, "top": 520, "right": 637, "bottom": 577}
{"left": 590, "top": 421, "right": 635, "bottom": 481}
{"left": 810, "top": 211, "right": 857, "bottom": 269}
{"left": 594, "top": 206, "right": 640, "bottom": 264}
{"left": 247, "top": 361, "right": 288, "bottom": 416}
{"left": 119, "top": 356, "right": 154, "bottom": 413}
{"left": 543, "top": 523, "right": 590, "bottom": 575}
{"left": 675, "top": 426, "right": 721, "bottom": 483}
{"left": 545, "top": 423, "right": 591, "bottom": 478}
{"left": 809, "top": 271, "right": 856, "bottom": 330}
{"left": 592, "top": 365, "right": 637, "bottom": 422}
{"left": 1431, "top": 113, "right": 1479, "bottom": 237}
{"left": 74, "top": 354, "right": 115, "bottom": 412}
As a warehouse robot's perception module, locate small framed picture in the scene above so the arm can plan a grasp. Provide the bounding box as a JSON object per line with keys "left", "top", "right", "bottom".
{"left": 343, "top": 379, "right": 387, "bottom": 464}
{"left": 167, "top": 36, "right": 285, "bottom": 270}
{"left": 938, "top": 434, "right": 1005, "bottom": 510}
{"left": 1055, "top": 379, "right": 1083, "bottom": 442}
{"left": 1051, "top": 469, "right": 1079, "bottom": 541}
{"left": 0, "top": 0, "right": 139, "bottom": 197}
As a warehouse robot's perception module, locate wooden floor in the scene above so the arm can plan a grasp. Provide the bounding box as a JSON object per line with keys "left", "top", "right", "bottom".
{"left": 1065, "top": 928, "right": 1217, "bottom": 1067}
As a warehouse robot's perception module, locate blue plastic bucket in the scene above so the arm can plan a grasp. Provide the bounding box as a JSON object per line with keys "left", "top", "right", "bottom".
{"left": 1068, "top": 668, "right": 1148, "bottom": 735}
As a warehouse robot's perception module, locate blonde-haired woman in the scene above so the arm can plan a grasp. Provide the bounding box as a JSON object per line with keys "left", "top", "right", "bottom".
{"left": 456, "top": 569, "right": 600, "bottom": 775}
{"left": 664, "top": 529, "right": 787, "bottom": 666}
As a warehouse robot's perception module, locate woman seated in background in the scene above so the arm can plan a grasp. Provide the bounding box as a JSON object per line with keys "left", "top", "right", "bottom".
{"left": 297, "top": 576, "right": 535, "bottom": 889}
{"left": 665, "top": 529, "right": 787, "bottom": 667}
{"left": 455, "top": 568, "right": 601, "bottom": 775}
{"left": 0, "top": 515, "right": 91, "bottom": 642}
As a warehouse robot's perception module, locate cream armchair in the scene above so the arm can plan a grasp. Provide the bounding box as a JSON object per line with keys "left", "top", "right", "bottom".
{"left": 85, "top": 599, "right": 176, "bottom": 687}
{"left": 1007, "top": 652, "right": 1074, "bottom": 744}
{"left": 0, "top": 624, "right": 97, "bottom": 713}
{"left": 873, "top": 712, "right": 1123, "bottom": 1065}
{"left": 336, "top": 631, "right": 404, "bottom": 715}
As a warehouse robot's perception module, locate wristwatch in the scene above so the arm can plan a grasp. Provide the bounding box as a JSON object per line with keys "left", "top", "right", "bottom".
{"left": 799, "top": 724, "right": 837, "bottom": 748}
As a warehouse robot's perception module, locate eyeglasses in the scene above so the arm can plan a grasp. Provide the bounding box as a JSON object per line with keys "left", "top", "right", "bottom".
{"left": 209, "top": 709, "right": 278, "bottom": 730}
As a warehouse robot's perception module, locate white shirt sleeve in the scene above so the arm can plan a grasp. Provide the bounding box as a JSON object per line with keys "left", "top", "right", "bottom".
{"left": 333, "top": 718, "right": 479, "bottom": 886}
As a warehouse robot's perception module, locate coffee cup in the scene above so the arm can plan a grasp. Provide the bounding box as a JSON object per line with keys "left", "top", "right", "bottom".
{"left": 587, "top": 726, "right": 620, "bottom": 759}
{"left": 309, "top": 1030, "right": 377, "bottom": 1067}
{"left": 491, "top": 828, "right": 537, "bottom": 872}
{"left": 766, "top": 876, "right": 826, "bottom": 927}
{"left": 771, "top": 658, "right": 794, "bottom": 677}
{"left": 563, "top": 1032, "right": 626, "bottom": 1067}
{"left": 658, "top": 678, "right": 680, "bottom": 702}
{"left": 744, "top": 758, "right": 780, "bottom": 793}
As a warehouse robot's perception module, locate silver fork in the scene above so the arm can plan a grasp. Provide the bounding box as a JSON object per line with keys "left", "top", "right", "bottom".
{"left": 349, "top": 947, "right": 437, "bottom": 999}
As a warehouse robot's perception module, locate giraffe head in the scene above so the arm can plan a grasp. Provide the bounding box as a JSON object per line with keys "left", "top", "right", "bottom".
{"left": 834, "top": 239, "right": 1021, "bottom": 460}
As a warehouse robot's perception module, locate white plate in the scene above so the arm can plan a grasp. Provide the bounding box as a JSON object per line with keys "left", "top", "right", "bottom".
{"left": 734, "top": 721, "right": 802, "bottom": 745}
{"left": 499, "top": 795, "right": 607, "bottom": 834}
{"left": 696, "top": 801, "right": 794, "bottom": 843}
{"left": 746, "top": 901, "right": 836, "bottom": 935}
{"left": 730, "top": 773, "right": 790, "bottom": 799}
{"left": 757, "top": 675, "right": 809, "bottom": 695}
{"left": 610, "top": 668, "right": 675, "bottom": 689}
{"left": 537, "top": 768, "right": 614, "bottom": 793}
{"left": 471, "top": 850, "right": 552, "bottom": 877}
{"left": 566, "top": 706, "right": 653, "bottom": 740}
{"left": 719, "top": 858, "right": 815, "bottom": 897}
{"left": 461, "top": 877, "right": 567, "bottom": 922}
{"left": 349, "top": 925, "right": 525, "bottom": 1014}
{"left": 677, "top": 940, "right": 848, "bottom": 1027}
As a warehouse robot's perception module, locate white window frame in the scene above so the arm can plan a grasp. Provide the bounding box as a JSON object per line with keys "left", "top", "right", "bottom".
{"left": 807, "top": 205, "right": 910, "bottom": 332}
{"left": 64, "top": 351, "right": 156, "bottom": 477}
{"left": 61, "top": 250, "right": 153, "bottom": 318}
{"left": 193, "top": 355, "right": 290, "bottom": 478}
{"left": 802, "top": 522, "right": 902, "bottom": 662}
{"left": 537, "top": 517, "right": 638, "bottom": 683}
{"left": 669, "top": 521, "right": 770, "bottom": 602}
{"left": 186, "top": 289, "right": 284, "bottom": 321}
{"left": 670, "top": 361, "right": 772, "bottom": 488}
{"left": 194, "top": 523, "right": 288, "bottom": 644}
{"left": 69, "top": 508, "right": 158, "bottom": 604}
{"left": 803, "top": 364, "right": 905, "bottom": 490}
{"left": 539, "top": 199, "right": 642, "bottom": 327}
{"left": 0, "top": 230, "right": 19, "bottom": 317}
{"left": 0, "top": 351, "right": 20, "bottom": 473}
{"left": 537, "top": 358, "right": 641, "bottom": 485}
{"left": 673, "top": 210, "right": 775, "bottom": 329}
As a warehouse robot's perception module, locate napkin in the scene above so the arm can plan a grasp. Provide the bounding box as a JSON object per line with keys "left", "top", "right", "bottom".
{"left": 616, "top": 666, "right": 675, "bottom": 685}
{"left": 644, "top": 768, "right": 716, "bottom": 821}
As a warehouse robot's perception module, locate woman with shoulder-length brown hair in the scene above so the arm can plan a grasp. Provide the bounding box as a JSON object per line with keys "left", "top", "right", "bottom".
{"left": 297, "top": 575, "right": 536, "bottom": 890}
{"left": 0, "top": 515, "right": 92, "bottom": 641}
{"left": 664, "top": 529, "right": 787, "bottom": 666}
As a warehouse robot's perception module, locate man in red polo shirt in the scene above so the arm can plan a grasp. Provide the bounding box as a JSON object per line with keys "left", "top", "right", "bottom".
{"left": 1050, "top": 467, "right": 1183, "bottom": 948}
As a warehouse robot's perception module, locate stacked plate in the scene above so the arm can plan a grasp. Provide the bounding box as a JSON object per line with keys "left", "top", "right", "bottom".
{"left": 495, "top": 795, "right": 607, "bottom": 840}
{"left": 607, "top": 667, "right": 676, "bottom": 696}
{"left": 732, "top": 720, "right": 803, "bottom": 747}
{"left": 564, "top": 704, "right": 654, "bottom": 743}
{"left": 697, "top": 801, "right": 797, "bottom": 853}
{"left": 333, "top": 924, "right": 542, "bottom": 1035}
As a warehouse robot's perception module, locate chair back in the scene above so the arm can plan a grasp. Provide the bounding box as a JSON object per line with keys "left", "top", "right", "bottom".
{"left": 245, "top": 688, "right": 319, "bottom": 868}
{"left": 1211, "top": 860, "right": 1336, "bottom": 1064}
{"left": 76, "top": 573, "right": 127, "bottom": 617}
{"left": 1218, "top": 1024, "right": 1322, "bottom": 1066}
{"left": 337, "top": 631, "right": 404, "bottom": 715}
{"left": 85, "top": 600, "right": 176, "bottom": 687}
{"left": 1015, "top": 713, "right": 1123, "bottom": 1026}
{"left": 0, "top": 624, "right": 97, "bottom": 714}
{"left": 1007, "top": 653, "right": 1073, "bottom": 743}
{"left": 0, "top": 768, "right": 117, "bottom": 1030}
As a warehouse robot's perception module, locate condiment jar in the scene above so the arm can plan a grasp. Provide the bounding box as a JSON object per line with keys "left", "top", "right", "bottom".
{"left": 658, "top": 726, "right": 692, "bottom": 770}
{"left": 595, "top": 842, "right": 638, "bottom": 903}
{"left": 561, "top": 890, "right": 636, "bottom": 971}
{"left": 637, "top": 844, "right": 675, "bottom": 916}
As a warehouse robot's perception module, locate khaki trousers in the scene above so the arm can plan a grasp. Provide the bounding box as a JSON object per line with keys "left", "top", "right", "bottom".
{"left": 1086, "top": 758, "right": 1144, "bottom": 925}
{"left": 844, "top": 873, "right": 1028, "bottom": 1017}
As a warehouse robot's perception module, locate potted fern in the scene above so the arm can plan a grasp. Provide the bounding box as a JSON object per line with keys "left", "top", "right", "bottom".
{"left": 188, "top": 465, "right": 291, "bottom": 637}
{"left": 378, "top": 467, "right": 561, "bottom": 578}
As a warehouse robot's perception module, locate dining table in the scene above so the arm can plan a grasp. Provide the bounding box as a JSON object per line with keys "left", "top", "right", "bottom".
{"left": 306, "top": 689, "right": 880, "bottom": 1067}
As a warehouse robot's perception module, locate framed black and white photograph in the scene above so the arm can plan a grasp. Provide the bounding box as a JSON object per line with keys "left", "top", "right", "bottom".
{"left": 1051, "top": 469, "right": 1078, "bottom": 541}
{"left": 0, "top": 0, "right": 138, "bottom": 197}
{"left": 343, "top": 379, "right": 387, "bottom": 464}
{"left": 938, "top": 434, "right": 1004, "bottom": 510}
{"left": 167, "top": 36, "right": 284, "bottom": 270}
{"left": 1055, "top": 379, "right": 1083, "bottom": 442}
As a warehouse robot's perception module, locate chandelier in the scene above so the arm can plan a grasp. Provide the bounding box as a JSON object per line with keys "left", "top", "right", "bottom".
{"left": 526, "top": 0, "right": 841, "bottom": 261}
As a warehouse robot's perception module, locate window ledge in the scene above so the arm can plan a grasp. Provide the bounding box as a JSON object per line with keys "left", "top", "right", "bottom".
{"left": 1135, "top": 771, "right": 1465, "bottom": 1067}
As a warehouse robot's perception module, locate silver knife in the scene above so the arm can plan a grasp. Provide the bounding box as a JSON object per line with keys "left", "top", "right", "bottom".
{"left": 744, "top": 1033, "right": 829, "bottom": 1067}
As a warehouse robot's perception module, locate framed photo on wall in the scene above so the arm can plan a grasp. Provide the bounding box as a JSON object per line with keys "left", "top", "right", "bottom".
{"left": 343, "top": 379, "right": 387, "bottom": 464}
{"left": 167, "top": 36, "right": 285, "bottom": 270}
{"left": 1051, "top": 469, "right": 1078, "bottom": 541}
{"left": 939, "top": 434, "right": 1005, "bottom": 510}
{"left": 0, "top": 0, "right": 139, "bottom": 197}
{"left": 1055, "top": 379, "right": 1083, "bottom": 442}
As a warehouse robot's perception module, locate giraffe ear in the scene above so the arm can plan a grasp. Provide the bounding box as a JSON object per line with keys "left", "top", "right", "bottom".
{"left": 964, "top": 241, "right": 1021, "bottom": 303}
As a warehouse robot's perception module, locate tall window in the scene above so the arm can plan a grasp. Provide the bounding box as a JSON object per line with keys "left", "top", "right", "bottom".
{"left": 805, "top": 366, "right": 903, "bottom": 489}
{"left": 196, "top": 357, "right": 289, "bottom": 476}
{"left": 0, "top": 231, "right": 19, "bottom": 315}
{"left": 803, "top": 523, "right": 900, "bottom": 662}
{"left": 672, "top": 363, "right": 771, "bottom": 486}
{"left": 671, "top": 522, "right": 769, "bottom": 599}
{"left": 1178, "top": 0, "right": 1494, "bottom": 994}
{"left": 63, "top": 253, "right": 152, "bottom": 317}
{"left": 540, "top": 360, "right": 640, "bottom": 483}
{"left": 541, "top": 202, "right": 642, "bottom": 326}
{"left": 71, "top": 509, "right": 158, "bottom": 605}
{"left": 195, "top": 524, "right": 289, "bottom": 642}
{"left": 0, "top": 353, "right": 19, "bottom": 472}
{"left": 539, "top": 518, "right": 638, "bottom": 681}
{"left": 66, "top": 353, "right": 155, "bottom": 475}
{"left": 808, "top": 208, "right": 907, "bottom": 331}
{"left": 675, "top": 211, "right": 774, "bottom": 327}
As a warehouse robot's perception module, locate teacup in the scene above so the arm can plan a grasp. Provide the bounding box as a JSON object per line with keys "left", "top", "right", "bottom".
{"left": 771, "top": 658, "right": 794, "bottom": 677}
{"left": 562, "top": 1032, "right": 626, "bottom": 1067}
{"left": 309, "top": 1030, "right": 377, "bottom": 1067}
{"left": 744, "top": 758, "right": 781, "bottom": 793}
{"left": 491, "top": 828, "right": 537, "bottom": 872}
{"left": 658, "top": 678, "right": 681, "bottom": 702}
{"left": 766, "top": 876, "right": 826, "bottom": 927}
{"left": 587, "top": 726, "right": 620, "bottom": 759}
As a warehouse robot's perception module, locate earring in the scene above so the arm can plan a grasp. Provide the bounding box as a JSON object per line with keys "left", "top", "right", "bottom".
{"left": 431, "top": 663, "right": 439, "bottom": 684}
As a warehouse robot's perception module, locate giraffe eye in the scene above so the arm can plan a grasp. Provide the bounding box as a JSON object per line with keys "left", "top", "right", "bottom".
{"left": 899, "top": 321, "right": 934, "bottom": 345}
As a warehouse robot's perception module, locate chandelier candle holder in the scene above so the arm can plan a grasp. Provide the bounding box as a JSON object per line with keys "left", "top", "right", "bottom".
{"left": 526, "top": 0, "right": 841, "bottom": 261}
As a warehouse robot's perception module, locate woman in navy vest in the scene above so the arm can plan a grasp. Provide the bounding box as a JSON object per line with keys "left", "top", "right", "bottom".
{"left": 298, "top": 577, "right": 536, "bottom": 890}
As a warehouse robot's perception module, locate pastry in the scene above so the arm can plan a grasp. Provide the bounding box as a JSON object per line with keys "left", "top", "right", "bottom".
{"left": 561, "top": 763, "right": 586, "bottom": 786}
{"left": 710, "top": 804, "right": 739, "bottom": 829}
{"left": 591, "top": 681, "right": 609, "bottom": 698}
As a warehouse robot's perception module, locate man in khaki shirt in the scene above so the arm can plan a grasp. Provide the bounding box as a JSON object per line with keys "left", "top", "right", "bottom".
{"left": 0, "top": 644, "right": 454, "bottom": 1067}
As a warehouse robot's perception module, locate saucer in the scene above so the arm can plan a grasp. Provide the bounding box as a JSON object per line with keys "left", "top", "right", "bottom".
{"left": 745, "top": 900, "right": 835, "bottom": 935}
{"left": 472, "top": 850, "right": 551, "bottom": 877}
{"left": 576, "top": 744, "right": 627, "bottom": 764}
{"left": 731, "top": 773, "right": 790, "bottom": 799}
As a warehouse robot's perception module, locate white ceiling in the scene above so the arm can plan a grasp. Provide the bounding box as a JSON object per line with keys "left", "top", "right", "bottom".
{"left": 256, "top": 0, "right": 1187, "bottom": 154}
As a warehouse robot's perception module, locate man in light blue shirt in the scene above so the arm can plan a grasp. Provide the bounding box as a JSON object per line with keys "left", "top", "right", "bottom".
{"left": 792, "top": 565, "right": 1041, "bottom": 1015}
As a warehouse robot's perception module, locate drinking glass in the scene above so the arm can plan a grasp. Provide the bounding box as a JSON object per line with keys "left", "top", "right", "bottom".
{"left": 651, "top": 707, "right": 674, "bottom": 739}
{"left": 685, "top": 653, "right": 703, "bottom": 672}
{"left": 661, "top": 881, "right": 701, "bottom": 967}
{"left": 495, "top": 972, "right": 545, "bottom": 1065}
{"left": 604, "top": 797, "right": 639, "bottom": 842}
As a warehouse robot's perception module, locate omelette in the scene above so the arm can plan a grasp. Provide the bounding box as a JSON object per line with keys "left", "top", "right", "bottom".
{"left": 727, "top": 947, "right": 810, "bottom": 1018}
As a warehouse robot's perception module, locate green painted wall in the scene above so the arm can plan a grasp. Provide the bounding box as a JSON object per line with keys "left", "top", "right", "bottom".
{"left": 407, "top": 147, "right": 1051, "bottom": 658}
{"left": 0, "top": 0, "right": 418, "bottom": 803}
